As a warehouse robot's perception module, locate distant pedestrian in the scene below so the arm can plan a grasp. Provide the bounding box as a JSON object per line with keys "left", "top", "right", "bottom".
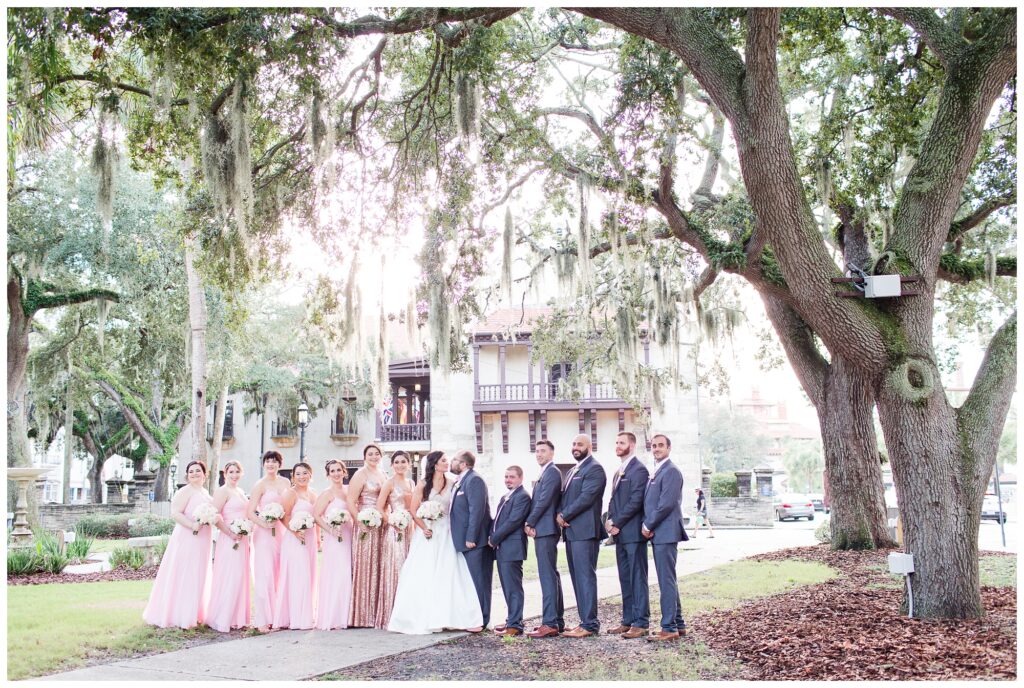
{"left": 694, "top": 488, "right": 715, "bottom": 538}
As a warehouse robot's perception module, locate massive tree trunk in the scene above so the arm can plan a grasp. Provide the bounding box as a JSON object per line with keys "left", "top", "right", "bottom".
{"left": 185, "top": 236, "right": 208, "bottom": 465}
{"left": 155, "top": 463, "right": 172, "bottom": 500}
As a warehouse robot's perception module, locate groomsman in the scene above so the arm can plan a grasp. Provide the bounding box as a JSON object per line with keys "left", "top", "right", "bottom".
{"left": 642, "top": 434, "right": 688, "bottom": 641}
{"left": 524, "top": 439, "right": 565, "bottom": 638}
{"left": 489, "top": 465, "right": 532, "bottom": 636}
{"left": 450, "top": 450, "right": 494, "bottom": 630}
{"left": 557, "top": 434, "right": 607, "bottom": 637}
{"left": 605, "top": 431, "right": 650, "bottom": 639}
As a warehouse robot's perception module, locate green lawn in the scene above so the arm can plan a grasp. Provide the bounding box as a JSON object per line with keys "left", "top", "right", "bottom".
{"left": 520, "top": 544, "right": 618, "bottom": 581}
{"left": 979, "top": 555, "right": 1016, "bottom": 588}
{"left": 7, "top": 579, "right": 218, "bottom": 680}
{"left": 88, "top": 538, "right": 126, "bottom": 554}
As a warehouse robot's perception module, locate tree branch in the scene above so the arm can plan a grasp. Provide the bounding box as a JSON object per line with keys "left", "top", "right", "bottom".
{"left": 879, "top": 8, "right": 965, "bottom": 67}
{"left": 760, "top": 296, "right": 828, "bottom": 406}
{"left": 310, "top": 7, "right": 520, "bottom": 41}
{"left": 46, "top": 74, "right": 189, "bottom": 107}
{"left": 937, "top": 254, "right": 1016, "bottom": 283}
{"left": 23, "top": 283, "right": 118, "bottom": 318}
{"left": 948, "top": 193, "right": 1016, "bottom": 243}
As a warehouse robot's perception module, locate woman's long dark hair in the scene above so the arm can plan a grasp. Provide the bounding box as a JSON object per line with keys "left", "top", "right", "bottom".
{"left": 421, "top": 450, "right": 444, "bottom": 502}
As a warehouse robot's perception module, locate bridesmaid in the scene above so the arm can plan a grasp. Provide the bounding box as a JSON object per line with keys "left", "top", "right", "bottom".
{"left": 246, "top": 450, "right": 291, "bottom": 632}
{"left": 314, "top": 460, "right": 355, "bottom": 630}
{"left": 273, "top": 462, "right": 318, "bottom": 630}
{"left": 374, "top": 450, "right": 414, "bottom": 629}
{"left": 206, "top": 461, "right": 251, "bottom": 632}
{"left": 143, "top": 460, "right": 218, "bottom": 628}
{"left": 347, "top": 443, "right": 387, "bottom": 627}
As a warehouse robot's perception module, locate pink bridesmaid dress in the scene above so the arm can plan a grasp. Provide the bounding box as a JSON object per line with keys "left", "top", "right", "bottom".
{"left": 142, "top": 489, "right": 214, "bottom": 628}
{"left": 272, "top": 499, "right": 318, "bottom": 629}
{"left": 315, "top": 496, "right": 354, "bottom": 630}
{"left": 374, "top": 481, "right": 413, "bottom": 629}
{"left": 253, "top": 488, "right": 285, "bottom": 629}
{"left": 206, "top": 493, "right": 251, "bottom": 632}
{"left": 349, "top": 475, "right": 383, "bottom": 627}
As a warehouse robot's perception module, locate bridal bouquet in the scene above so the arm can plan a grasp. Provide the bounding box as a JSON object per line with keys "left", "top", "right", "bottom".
{"left": 289, "top": 512, "right": 316, "bottom": 544}
{"left": 390, "top": 509, "right": 412, "bottom": 541}
{"left": 259, "top": 503, "right": 285, "bottom": 536}
{"left": 193, "top": 505, "right": 219, "bottom": 535}
{"left": 228, "top": 518, "right": 254, "bottom": 550}
{"left": 357, "top": 507, "right": 383, "bottom": 541}
{"left": 416, "top": 500, "right": 443, "bottom": 523}
{"left": 325, "top": 508, "right": 351, "bottom": 543}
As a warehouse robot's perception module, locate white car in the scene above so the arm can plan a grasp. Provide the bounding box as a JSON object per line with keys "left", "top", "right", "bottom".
{"left": 773, "top": 494, "right": 815, "bottom": 521}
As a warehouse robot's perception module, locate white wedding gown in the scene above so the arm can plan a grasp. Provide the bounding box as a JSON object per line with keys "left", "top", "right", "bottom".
{"left": 387, "top": 480, "right": 484, "bottom": 634}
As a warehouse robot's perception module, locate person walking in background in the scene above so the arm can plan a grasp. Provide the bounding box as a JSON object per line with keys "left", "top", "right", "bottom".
{"left": 524, "top": 439, "right": 565, "bottom": 638}
{"left": 694, "top": 488, "right": 715, "bottom": 538}
{"left": 642, "top": 434, "right": 688, "bottom": 642}
{"left": 605, "top": 432, "right": 650, "bottom": 639}
{"left": 489, "top": 465, "right": 532, "bottom": 636}
{"left": 557, "top": 434, "right": 607, "bottom": 638}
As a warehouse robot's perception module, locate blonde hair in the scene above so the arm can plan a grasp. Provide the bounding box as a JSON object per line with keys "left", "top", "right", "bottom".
{"left": 223, "top": 461, "right": 243, "bottom": 474}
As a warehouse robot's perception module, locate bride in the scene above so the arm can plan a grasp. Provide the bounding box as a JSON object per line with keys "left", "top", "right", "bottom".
{"left": 387, "top": 451, "right": 484, "bottom": 634}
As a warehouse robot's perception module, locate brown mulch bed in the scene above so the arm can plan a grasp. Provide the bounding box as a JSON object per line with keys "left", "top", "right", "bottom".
{"left": 8, "top": 565, "right": 159, "bottom": 585}
{"left": 697, "top": 546, "right": 1017, "bottom": 680}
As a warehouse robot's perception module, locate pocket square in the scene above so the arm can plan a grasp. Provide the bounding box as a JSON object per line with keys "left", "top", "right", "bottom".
{"left": 572, "top": 475, "right": 582, "bottom": 480}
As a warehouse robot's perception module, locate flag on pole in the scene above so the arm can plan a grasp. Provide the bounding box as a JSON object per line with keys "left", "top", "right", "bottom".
{"left": 381, "top": 396, "right": 393, "bottom": 425}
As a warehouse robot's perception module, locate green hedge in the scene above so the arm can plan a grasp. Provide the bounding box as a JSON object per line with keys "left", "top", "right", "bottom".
{"left": 127, "top": 514, "right": 175, "bottom": 537}
{"left": 75, "top": 514, "right": 131, "bottom": 538}
{"left": 710, "top": 473, "right": 739, "bottom": 498}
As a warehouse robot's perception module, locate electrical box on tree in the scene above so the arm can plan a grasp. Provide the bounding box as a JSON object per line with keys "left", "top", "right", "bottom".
{"left": 865, "top": 274, "right": 902, "bottom": 298}
{"left": 887, "top": 552, "right": 914, "bottom": 575}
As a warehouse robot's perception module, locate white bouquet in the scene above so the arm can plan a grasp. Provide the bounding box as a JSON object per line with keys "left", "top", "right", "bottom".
{"left": 390, "top": 509, "right": 412, "bottom": 542}
{"left": 325, "top": 508, "right": 351, "bottom": 543}
{"left": 228, "top": 518, "right": 254, "bottom": 550}
{"left": 357, "top": 507, "right": 383, "bottom": 541}
{"left": 289, "top": 511, "right": 316, "bottom": 544}
{"left": 193, "top": 504, "right": 219, "bottom": 535}
{"left": 259, "top": 503, "right": 285, "bottom": 536}
{"left": 416, "top": 500, "right": 444, "bottom": 523}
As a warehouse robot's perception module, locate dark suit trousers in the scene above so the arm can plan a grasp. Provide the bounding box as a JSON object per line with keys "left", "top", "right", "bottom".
{"left": 464, "top": 545, "right": 494, "bottom": 627}
{"left": 615, "top": 539, "right": 650, "bottom": 628}
{"left": 565, "top": 538, "right": 600, "bottom": 632}
{"left": 653, "top": 543, "right": 684, "bottom": 632}
{"left": 534, "top": 535, "right": 564, "bottom": 630}
{"left": 497, "top": 559, "right": 525, "bottom": 630}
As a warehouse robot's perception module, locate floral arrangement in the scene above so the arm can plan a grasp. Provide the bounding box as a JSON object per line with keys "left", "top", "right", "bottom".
{"left": 289, "top": 512, "right": 316, "bottom": 544}
{"left": 416, "top": 500, "right": 444, "bottom": 523}
{"left": 357, "top": 507, "right": 383, "bottom": 541}
{"left": 193, "top": 505, "right": 219, "bottom": 535}
{"left": 259, "top": 503, "right": 285, "bottom": 536}
{"left": 325, "top": 508, "right": 351, "bottom": 543}
{"left": 390, "top": 509, "right": 412, "bottom": 541}
{"left": 228, "top": 518, "right": 254, "bottom": 550}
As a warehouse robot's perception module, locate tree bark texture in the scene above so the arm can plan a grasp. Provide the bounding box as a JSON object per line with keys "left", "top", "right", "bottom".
{"left": 206, "top": 385, "right": 229, "bottom": 491}
{"left": 185, "top": 236, "right": 208, "bottom": 464}
{"left": 62, "top": 365, "right": 74, "bottom": 504}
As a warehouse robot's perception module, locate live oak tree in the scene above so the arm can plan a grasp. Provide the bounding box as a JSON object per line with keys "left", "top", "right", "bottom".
{"left": 8, "top": 8, "right": 1015, "bottom": 619}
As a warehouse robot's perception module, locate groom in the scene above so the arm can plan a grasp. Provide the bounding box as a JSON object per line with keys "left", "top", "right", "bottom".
{"left": 450, "top": 450, "right": 494, "bottom": 630}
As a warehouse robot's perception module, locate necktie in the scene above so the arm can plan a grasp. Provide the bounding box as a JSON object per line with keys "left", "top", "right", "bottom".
{"left": 563, "top": 463, "right": 580, "bottom": 491}
{"left": 495, "top": 493, "right": 509, "bottom": 520}
{"left": 613, "top": 459, "right": 629, "bottom": 491}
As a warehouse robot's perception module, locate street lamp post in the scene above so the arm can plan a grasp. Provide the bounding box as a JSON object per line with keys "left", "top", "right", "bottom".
{"left": 298, "top": 402, "right": 309, "bottom": 462}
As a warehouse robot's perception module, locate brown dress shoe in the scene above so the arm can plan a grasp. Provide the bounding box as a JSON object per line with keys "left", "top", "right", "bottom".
{"left": 646, "top": 630, "right": 680, "bottom": 642}
{"left": 620, "top": 626, "right": 646, "bottom": 639}
{"left": 561, "top": 627, "right": 595, "bottom": 638}
{"left": 526, "top": 625, "right": 560, "bottom": 638}
{"left": 606, "top": 625, "right": 631, "bottom": 634}
{"left": 496, "top": 627, "right": 522, "bottom": 637}
{"left": 493, "top": 624, "right": 507, "bottom": 633}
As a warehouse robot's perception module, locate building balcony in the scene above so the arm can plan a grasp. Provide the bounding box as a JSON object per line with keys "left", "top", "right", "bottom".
{"left": 377, "top": 422, "right": 430, "bottom": 443}
{"left": 473, "top": 382, "right": 627, "bottom": 411}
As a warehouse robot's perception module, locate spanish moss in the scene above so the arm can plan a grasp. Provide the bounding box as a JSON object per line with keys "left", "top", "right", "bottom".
{"left": 501, "top": 206, "right": 514, "bottom": 300}
{"left": 91, "top": 104, "right": 119, "bottom": 252}
{"left": 456, "top": 73, "right": 480, "bottom": 140}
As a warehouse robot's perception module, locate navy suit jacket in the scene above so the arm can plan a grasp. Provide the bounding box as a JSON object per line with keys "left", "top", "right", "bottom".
{"left": 490, "top": 486, "right": 531, "bottom": 562}
{"left": 559, "top": 455, "right": 608, "bottom": 542}
{"left": 607, "top": 456, "right": 650, "bottom": 544}
{"left": 450, "top": 469, "right": 492, "bottom": 552}
{"left": 525, "top": 462, "right": 562, "bottom": 538}
{"left": 643, "top": 459, "right": 688, "bottom": 544}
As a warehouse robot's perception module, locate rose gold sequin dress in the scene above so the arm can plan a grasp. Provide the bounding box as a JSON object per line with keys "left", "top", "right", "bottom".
{"left": 374, "top": 480, "right": 413, "bottom": 629}
{"left": 348, "top": 474, "right": 383, "bottom": 627}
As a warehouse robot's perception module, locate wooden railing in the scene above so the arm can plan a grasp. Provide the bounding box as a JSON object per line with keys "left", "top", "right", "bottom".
{"left": 476, "top": 382, "right": 619, "bottom": 402}
{"left": 379, "top": 422, "right": 430, "bottom": 442}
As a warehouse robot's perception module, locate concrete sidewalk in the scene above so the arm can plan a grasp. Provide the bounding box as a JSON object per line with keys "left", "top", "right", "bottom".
{"left": 41, "top": 527, "right": 816, "bottom": 681}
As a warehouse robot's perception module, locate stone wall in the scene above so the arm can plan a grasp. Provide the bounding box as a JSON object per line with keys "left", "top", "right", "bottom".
{"left": 706, "top": 497, "right": 774, "bottom": 528}
{"left": 38, "top": 501, "right": 171, "bottom": 533}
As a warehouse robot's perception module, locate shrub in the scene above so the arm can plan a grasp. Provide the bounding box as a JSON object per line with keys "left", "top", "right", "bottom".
{"left": 7, "top": 547, "right": 43, "bottom": 576}
{"left": 814, "top": 517, "right": 832, "bottom": 544}
{"left": 33, "top": 530, "right": 70, "bottom": 574}
{"left": 709, "top": 473, "right": 739, "bottom": 498}
{"left": 128, "top": 514, "right": 175, "bottom": 538}
{"left": 75, "top": 513, "right": 131, "bottom": 538}
{"left": 109, "top": 546, "right": 147, "bottom": 570}
{"left": 66, "top": 531, "right": 95, "bottom": 562}
{"left": 153, "top": 536, "right": 170, "bottom": 565}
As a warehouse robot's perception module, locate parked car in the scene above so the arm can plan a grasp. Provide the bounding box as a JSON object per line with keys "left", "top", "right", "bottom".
{"left": 774, "top": 494, "right": 815, "bottom": 521}
{"left": 808, "top": 494, "right": 829, "bottom": 513}
{"left": 981, "top": 494, "right": 1008, "bottom": 523}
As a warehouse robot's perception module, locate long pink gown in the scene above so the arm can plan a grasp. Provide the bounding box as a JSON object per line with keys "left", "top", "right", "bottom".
{"left": 374, "top": 481, "right": 413, "bottom": 629}
{"left": 206, "top": 493, "right": 251, "bottom": 632}
{"left": 142, "top": 488, "right": 214, "bottom": 628}
{"left": 315, "top": 495, "right": 354, "bottom": 630}
{"left": 253, "top": 488, "right": 285, "bottom": 629}
{"left": 272, "top": 499, "right": 318, "bottom": 629}
{"left": 349, "top": 475, "right": 384, "bottom": 627}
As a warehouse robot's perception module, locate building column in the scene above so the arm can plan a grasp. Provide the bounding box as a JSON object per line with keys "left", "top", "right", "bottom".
{"left": 500, "top": 411, "right": 509, "bottom": 454}
{"left": 499, "top": 344, "right": 507, "bottom": 399}
{"left": 473, "top": 343, "right": 481, "bottom": 400}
